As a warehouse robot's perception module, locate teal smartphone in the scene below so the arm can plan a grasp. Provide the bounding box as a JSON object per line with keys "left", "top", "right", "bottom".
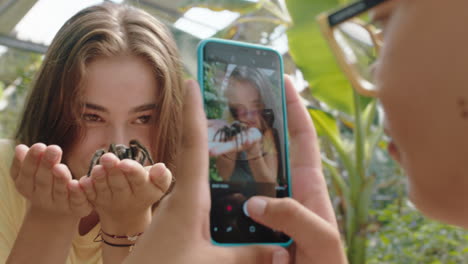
{"left": 197, "top": 38, "right": 292, "bottom": 246}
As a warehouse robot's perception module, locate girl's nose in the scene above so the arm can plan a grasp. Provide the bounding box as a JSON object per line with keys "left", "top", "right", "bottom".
{"left": 108, "top": 126, "right": 131, "bottom": 146}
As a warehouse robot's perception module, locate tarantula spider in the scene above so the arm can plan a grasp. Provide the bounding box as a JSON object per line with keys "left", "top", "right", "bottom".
{"left": 86, "top": 139, "right": 154, "bottom": 177}
{"left": 213, "top": 121, "right": 249, "bottom": 150}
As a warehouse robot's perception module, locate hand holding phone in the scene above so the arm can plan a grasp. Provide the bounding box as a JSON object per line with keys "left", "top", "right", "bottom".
{"left": 125, "top": 77, "right": 344, "bottom": 264}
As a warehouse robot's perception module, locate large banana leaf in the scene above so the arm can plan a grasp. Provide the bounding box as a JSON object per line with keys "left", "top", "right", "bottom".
{"left": 286, "top": 0, "right": 354, "bottom": 115}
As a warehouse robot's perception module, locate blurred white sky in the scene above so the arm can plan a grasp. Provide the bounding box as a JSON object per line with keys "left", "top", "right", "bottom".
{"left": 174, "top": 7, "right": 239, "bottom": 39}
{"left": 13, "top": 0, "right": 240, "bottom": 44}
{"left": 8, "top": 0, "right": 288, "bottom": 57}
{"left": 14, "top": 0, "right": 111, "bottom": 45}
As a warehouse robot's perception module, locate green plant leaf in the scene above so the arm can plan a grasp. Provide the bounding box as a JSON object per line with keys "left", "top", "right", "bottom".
{"left": 308, "top": 106, "right": 356, "bottom": 182}
{"left": 307, "top": 107, "right": 340, "bottom": 143}
{"left": 362, "top": 99, "right": 377, "bottom": 136}
{"left": 0, "top": 82, "right": 4, "bottom": 100}
{"left": 323, "top": 157, "right": 350, "bottom": 204}
{"left": 286, "top": 0, "right": 354, "bottom": 115}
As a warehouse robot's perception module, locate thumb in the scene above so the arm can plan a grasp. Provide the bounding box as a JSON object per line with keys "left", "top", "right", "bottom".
{"left": 10, "top": 144, "right": 29, "bottom": 181}
{"left": 245, "top": 197, "right": 341, "bottom": 248}
{"left": 220, "top": 245, "right": 289, "bottom": 264}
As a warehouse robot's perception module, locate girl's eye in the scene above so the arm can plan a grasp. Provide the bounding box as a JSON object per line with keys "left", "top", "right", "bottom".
{"left": 135, "top": 115, "right": 152, "bottom": 124}
{"left": 82, "top": 113, "right": 103, "bottom": 123}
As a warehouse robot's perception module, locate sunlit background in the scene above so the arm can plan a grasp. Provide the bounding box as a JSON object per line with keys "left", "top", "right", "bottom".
{"left": 0, "top": 0, "right": 467, "bottom": 263}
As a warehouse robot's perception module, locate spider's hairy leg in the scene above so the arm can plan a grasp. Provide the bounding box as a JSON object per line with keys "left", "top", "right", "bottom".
{"left": 126, "top": 147, "right": 134, "bottom": 160}
{"left": 129, "top": 139, "right": 154, "bottom": 165}
{"left": 213, "top": 128, "right": 223, "bottom": 142}
{"left": 238, "top": 126, "right": 244, "bottom": 147}
{"left": 235, "top": 132, "right": 240, "bottom": 151}
{"left": 87, "top": 149, "right": 106, "bottom": 176}
{"left": 108, "top": 143, "right": 117, "bottom": 154}
{"left": 130, "top": 145, "right": 147, "bottom": 165}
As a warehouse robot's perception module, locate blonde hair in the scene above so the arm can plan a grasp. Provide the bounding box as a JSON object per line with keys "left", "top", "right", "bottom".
{"left": 15, "top": 3, "right": 183, "bottom": 171}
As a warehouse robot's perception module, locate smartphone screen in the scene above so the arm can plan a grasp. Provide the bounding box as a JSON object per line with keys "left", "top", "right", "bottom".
{"left": 199, "top": 39, "right": 291, "bottom": 244}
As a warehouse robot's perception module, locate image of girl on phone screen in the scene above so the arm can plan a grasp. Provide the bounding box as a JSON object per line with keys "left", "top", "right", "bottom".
{"left": 210, "top": 66, "right": 285, "bottom": 185}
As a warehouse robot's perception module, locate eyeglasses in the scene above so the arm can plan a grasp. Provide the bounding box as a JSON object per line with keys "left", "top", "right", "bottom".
{"left": 317, "top": 0, "right": 388, "bottom": 97}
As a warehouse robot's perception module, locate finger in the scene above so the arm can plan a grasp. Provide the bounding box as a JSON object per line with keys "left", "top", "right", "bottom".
{"left": 17, "top": 143, "right": 46, "bottom": 197}
{"left": 148, "top": 163, "right": 172, "bottom": 194}
{"left": 219, "top": 245, "right": 289, "bottom": 264}
{"left": 118, "top": 159, "right": 149, "bottom": 194}
{"left": 146, "top": 164, "right": 173, "bottom": 209}
{"left": 68, "top": 180, "right": 92, "bottom": 216}
{"left": 79, "top": 175, "right": 97, "bottom": 202}
{"left": 35, "top": 145, "right": 62, "bottom": 196}
{"left": 51, "top": 163, "right": 72, "bottom": 209}
{"left": 90, "top": 164, "right": 111, "bottom": 204}
{"left": 284, "top": 76, "right": 336, "bottom": 225}
{"left": 100, "top": 153, "right": 131, "bottom": 197}
{"left": 10, "top": 144, "right": 29, "bottom": 181}
{"left": 284, "top": 75, "right": 321, "bottom": 169}
{"left": 172, "top": 80, "right": 209, "bottom": 211}
{"left": 245, "top": 197, "right": 341, "bottom": 249}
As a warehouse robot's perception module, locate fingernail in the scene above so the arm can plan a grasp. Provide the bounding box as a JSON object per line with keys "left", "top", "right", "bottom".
{"left": 92, "top": 166, "right": 106, "bottom": 180}
{"left": 272, "top": 249, "right": 289, "bottom": 264}
{"left": 31, "top": 144, "right": 45, "bottom": 156}
{"left": 150, "top": 163, "right": 168, "bottom": 184}
{"left": 68, "top": 181, "right": 80, "bottom": 193}
{"left": 151, "top": 163, "right": 167, "bottom": 175}
{"left": 100, "top": 153, "right": 116, "bottom": 168}
{"left": 15, "top": 144, "right": 27, "bottom": 153}
{"left": 45, "top": 149, "right": 58, "bottom": 162}
{"left": 118, "top": 160, "right": 133, "bottom": 172}
{"left": 245, "top": 197, "right": 267, "bottom": 217}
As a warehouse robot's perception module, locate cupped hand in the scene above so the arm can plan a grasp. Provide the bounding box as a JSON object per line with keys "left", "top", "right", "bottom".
{"left": 245, "top": 76, "right": 348, "bottom": 264}
{"left": 80, "top": 155, "right": 173, "bottom": 232}
{"left": 10, "top": 143, "right": 92, "bottom": 219}
{"left": 209, "top": 124, "right": 262, "bottom": 157}
{"left": 124, "top": 79, "right": 288, "bottom": 264}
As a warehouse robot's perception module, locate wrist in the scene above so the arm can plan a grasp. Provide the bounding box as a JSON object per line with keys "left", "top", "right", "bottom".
{"left": 27, "top": 206, "right": 80, "bottom": 228}
{"left": 246, "top": 144, "right": 263, "bottom": 158}
{"left": 95, "top": 228, "right": 143, "bottom": 247}
{"left": 99, "top": 209, "right": 152, "bottom": 235}
{"left": 22, "top": 207, "right": 80, "bottom": 242}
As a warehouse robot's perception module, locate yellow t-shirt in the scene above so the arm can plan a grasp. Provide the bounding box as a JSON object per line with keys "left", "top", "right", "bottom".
{"left": 0, "top": 139, "right": 103, "bottom": 263}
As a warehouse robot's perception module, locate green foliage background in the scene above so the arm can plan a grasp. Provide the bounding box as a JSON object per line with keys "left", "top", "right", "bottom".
{"left": 0, "top": 49, "right": 42, "bottom": 139}
{"left": 1, "top": 0, "right": 467, "bottom": 263}
{"left": 284, "top": 0, "right": 468, "bottom": 262}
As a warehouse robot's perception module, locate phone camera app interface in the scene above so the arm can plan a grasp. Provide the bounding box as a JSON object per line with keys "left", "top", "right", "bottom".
{"left": 203, "top": 43, "right": 290, "bottom": 243}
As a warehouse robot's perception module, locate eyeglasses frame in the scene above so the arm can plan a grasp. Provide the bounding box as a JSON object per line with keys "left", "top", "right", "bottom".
{"left": 316, "top": 0, "right": 388, "bottom": 97}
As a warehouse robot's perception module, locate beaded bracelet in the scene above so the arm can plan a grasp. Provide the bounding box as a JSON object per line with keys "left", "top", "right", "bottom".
{"left": 94, "top": 231, "right": 137, "bottom": 252}
{"left": 100, "top": 229, "right": 143, "bottom": 242}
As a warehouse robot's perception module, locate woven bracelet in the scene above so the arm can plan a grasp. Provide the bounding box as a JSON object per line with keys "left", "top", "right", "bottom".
{"left": 102, "top": 239, "right": 135, "bottom": 252}
{"left": 100, "top": 229, "right": 143, "bottom": 242}
{"left": 102, "top": 240, "right": 134, "bottom": 247}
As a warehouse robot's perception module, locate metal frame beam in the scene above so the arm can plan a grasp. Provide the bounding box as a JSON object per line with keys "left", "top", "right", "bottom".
{"left": 0, "top": 34, "right": 47, "bottom": 53}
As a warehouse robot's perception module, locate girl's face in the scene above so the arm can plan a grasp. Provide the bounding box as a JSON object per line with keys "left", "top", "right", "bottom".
{"left": 226, "top": 79, "right": 264, "bottom": 129}
{"left": 66, "top": 55, "right": 158, "bottom": 179}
